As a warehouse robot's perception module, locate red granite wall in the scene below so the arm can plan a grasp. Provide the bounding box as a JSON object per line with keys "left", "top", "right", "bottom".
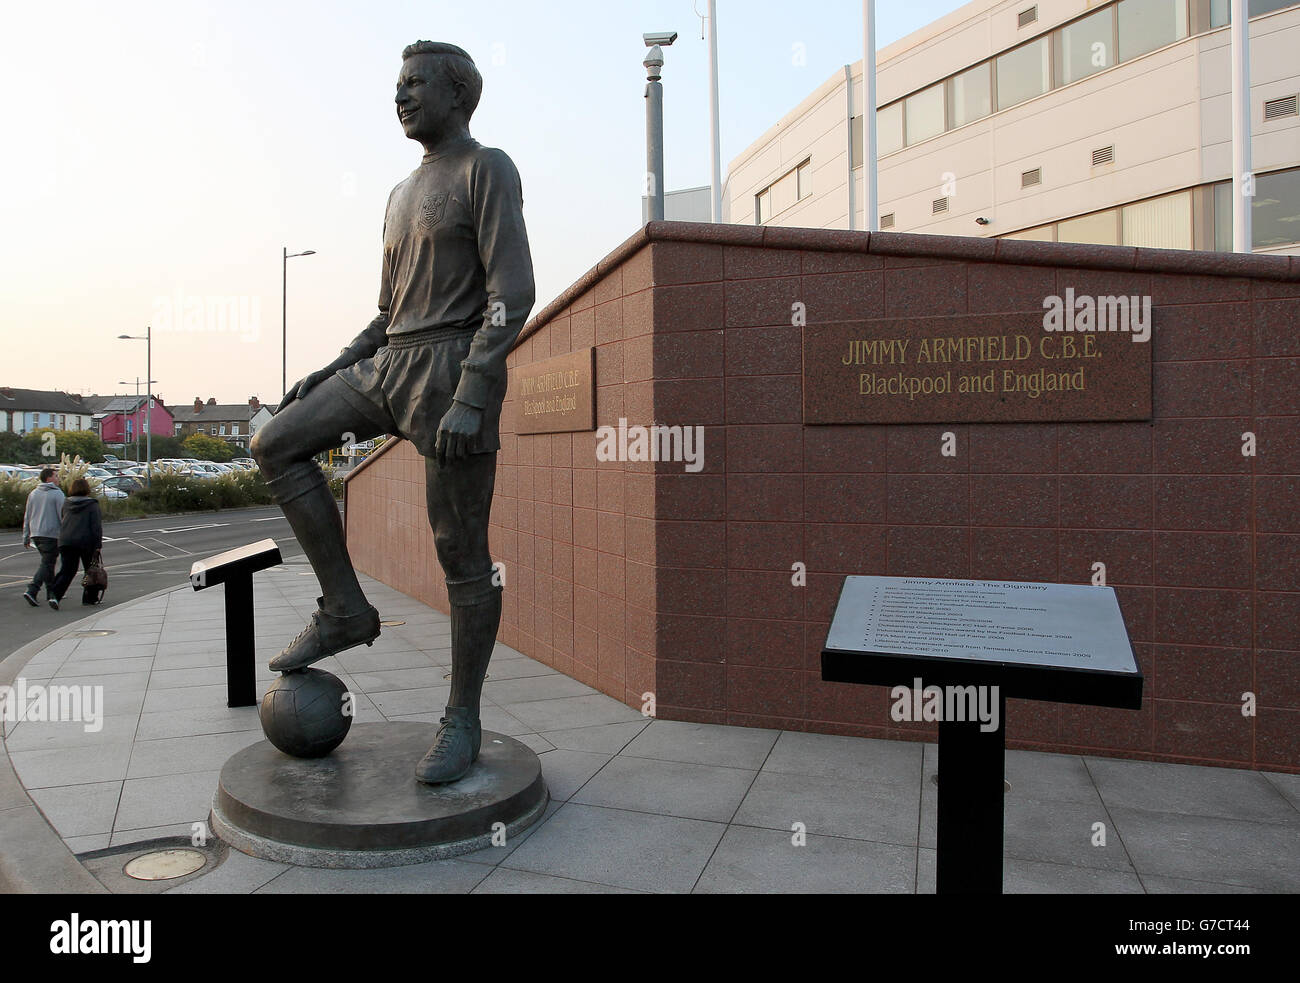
{"left": 346, "top": 223, "right": 1300, "bottom": 772}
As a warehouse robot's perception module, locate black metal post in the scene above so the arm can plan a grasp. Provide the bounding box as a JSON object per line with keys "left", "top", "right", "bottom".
{"left": 223, "top": 572, "right": 257, "bottom": 708}
{"left": 935, "top": 689, "right": 1007, "bottom": 894}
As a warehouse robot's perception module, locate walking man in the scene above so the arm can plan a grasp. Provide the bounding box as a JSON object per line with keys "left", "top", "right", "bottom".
{"left": 251, "top": 41, "right": 534, "bottom": 785}
{"left": 21, "top": 468, "right": 64, "bottom": 607}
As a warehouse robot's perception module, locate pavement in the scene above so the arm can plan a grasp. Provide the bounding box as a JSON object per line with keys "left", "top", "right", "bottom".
{"left": 0, "top": 506, "right": 302, "bottom": 653}
{"left": 1, "top": 563, "right": 1298, "bottom": 894}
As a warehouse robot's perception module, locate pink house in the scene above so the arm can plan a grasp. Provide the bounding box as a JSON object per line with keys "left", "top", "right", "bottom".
{"left": 91, "top": 395, "right": 174, "bottom": 447}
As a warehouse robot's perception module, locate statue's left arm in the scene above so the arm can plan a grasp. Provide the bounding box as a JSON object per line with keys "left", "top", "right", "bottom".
{"left": 437, "top": 149, "right": 536, "bottom": 459}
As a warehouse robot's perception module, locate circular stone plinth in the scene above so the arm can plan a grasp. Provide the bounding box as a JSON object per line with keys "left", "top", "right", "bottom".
{"left": 210, "top": 722, "right": 548, "bottom": 869}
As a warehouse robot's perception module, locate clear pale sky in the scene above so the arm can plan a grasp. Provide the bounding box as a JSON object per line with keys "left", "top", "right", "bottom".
{"left": 1, "top": 0, "right": 965, "bottom": 408}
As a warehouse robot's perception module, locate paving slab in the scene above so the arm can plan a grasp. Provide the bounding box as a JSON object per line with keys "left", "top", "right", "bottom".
{"left": 472, "top": 867, "right": 643, "bottom": 893}
{"left": 696, "top": 825, "right": 916, "bottom": 893}
{"left": 1108, "top": 808, "right": 1300, "bottom": 891}
{"left": 1089, "top": 756, "right": 1300, "bottom": 824}
{"left": 735, "top": 770, "right": 921, "bottom": 847}
{"left": 573, "top": 755, "right": 757, "bottom": 823}
{"left": 623, "top": 719, "right": 779, "bottom": 770}
{"left": 501, "top": 803, "right": 726, "bottom": 894}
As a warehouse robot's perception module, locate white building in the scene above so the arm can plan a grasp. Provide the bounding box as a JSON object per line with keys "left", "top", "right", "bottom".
{"left": 725, "top": 0, "right": 1300, "bottom": 254}
{"left": 0, "top": 388, "right": 97, "bottom": 434}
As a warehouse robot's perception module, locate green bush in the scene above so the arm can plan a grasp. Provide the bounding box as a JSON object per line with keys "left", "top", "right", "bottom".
{"left": 0, "top": 474, "right": 38, "bottom": 529}
{"left": 181, "top": 433, "right": 237, "bottom": 462}
{"left": 126, "top": 469, "right": 272, "bottom": 516}
{"left": 0, "top": 430, "right": 105, "bottom": 466}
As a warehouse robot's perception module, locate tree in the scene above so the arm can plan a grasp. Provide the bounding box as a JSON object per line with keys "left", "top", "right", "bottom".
{"left": 181, "top": 433, "right": 236, "bottom": 462}
{"left": 20, "top": 430, "right": 105, "bottom": 465}
{"left": 0, "top": 432, "right": 22, "bottom": 463}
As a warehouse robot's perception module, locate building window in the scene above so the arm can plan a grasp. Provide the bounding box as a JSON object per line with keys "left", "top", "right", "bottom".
{"left": 948, "top": 63, "right": 992, "bottom": 129}
{"left": 905, "top": 83, "right": 946, "bottom": 144}
{"left": 1213, "top": 168, "right": 1300, "bottom": 250}
{"left": 232, "top": 423, "right": 240, "bottom": 436}
{"left": 174, "top": 423, "right": 182, "bottom": 435}
{"left": 1055, "top": 7, "right": 1116, "bottom": 86}
{"left": 790, "top": 161, "right": 811, "bottom": 200}
{"left": 220, "top": 424, "right": 227, "bottom": 436}
{"left": 1003, "top": 224, "right": 1056, "bottom": 241}
{"left": 1213, "top": 181, "right": 1235, "bottom": 251}
{"left": 877, "top": 103, "right": 904, "bottom": 157}
{"left": 995, "top": 36, "right": 1050, "bottom": 111}
{"left": 1123, "top": 190, "right": 1193, "bottom": 248}
{"left": 1214, "top": 0, "right": 1300, "bottom": 24}
{"left": 755, "top": 160, "right": 812, "bottom": 223}
{"left": 1117, "top": 0, "right": 1189, "bottom": 63}
{"left": 770, "top": 168, "right": 798, "bottom": 215}
{"left": 1058, "top": 209, "right": 1121, "bottom": 245}
{"left": 1251, "top": 167, "right": 1300, "bottom": 248}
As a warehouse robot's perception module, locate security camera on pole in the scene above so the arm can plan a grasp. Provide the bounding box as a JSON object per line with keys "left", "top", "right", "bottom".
{"left": 643, "top": 31, "right": 677, "bottom": 223}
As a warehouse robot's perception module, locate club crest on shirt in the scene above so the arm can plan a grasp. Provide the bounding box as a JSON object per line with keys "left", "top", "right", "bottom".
{"left": 418, "top": 192, "right": 449, "bottom": 231}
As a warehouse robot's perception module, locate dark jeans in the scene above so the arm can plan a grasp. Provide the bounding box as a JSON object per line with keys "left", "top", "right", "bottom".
{"left": 26, "top": 537, "right": 58, "bottom": 597}
{"left": 50, "top": 546, "right": 96, "bottom": 602}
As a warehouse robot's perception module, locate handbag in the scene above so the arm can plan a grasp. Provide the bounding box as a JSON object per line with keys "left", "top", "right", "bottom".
{"left": 82, "top": 550, "right": 108, "bottom": 590}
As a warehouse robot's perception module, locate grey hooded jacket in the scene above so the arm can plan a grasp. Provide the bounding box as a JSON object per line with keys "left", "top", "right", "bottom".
{"left": 22, "top": 481, "right": 65, "bottom": 544}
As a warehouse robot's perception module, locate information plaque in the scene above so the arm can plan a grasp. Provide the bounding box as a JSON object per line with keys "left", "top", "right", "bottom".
{"left": 514, "top": 347, "right": 596, "bottom": 435}
{"left": 821, "top": 575, "right": 1143, "bottom": 895}
{"left": 823, "top": 576, "right": 1142, "bottom": 708}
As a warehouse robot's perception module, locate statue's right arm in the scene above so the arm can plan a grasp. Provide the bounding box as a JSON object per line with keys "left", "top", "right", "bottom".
{"left": 333, "top": 309, "right": 390, "bottom": 368}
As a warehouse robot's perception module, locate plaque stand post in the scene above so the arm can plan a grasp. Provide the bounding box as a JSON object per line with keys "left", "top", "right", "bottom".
{"left": 935, "top": 690, "right": 1006, "bottom": 894}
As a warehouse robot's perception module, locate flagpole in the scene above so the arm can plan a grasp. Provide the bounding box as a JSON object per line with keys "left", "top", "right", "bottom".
{"left": 864, "top": 0, "right": 879, "bottom": 232}
{"left": 1230, "top": 0, "right": 1252, "bottom": 253}
{"left": 707, "top": 0, "right": 723, "bottom": 222}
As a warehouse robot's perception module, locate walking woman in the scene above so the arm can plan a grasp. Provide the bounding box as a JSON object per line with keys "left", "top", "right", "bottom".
{"left": 48, "top": 478, "right": 103, "bottom": 610}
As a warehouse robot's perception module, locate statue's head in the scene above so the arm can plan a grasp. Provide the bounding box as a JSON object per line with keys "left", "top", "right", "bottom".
{"left": 396, "top": 41, "right": 482, "bottom": 146}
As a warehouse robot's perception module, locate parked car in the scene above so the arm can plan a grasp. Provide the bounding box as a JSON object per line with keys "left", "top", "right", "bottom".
{"left": 88, "top": 477, "right": 129, "bottom": 499}
{"left": 100, "top": 475, "right": 145, "bottom": 496}
{"left": 0, "top": 464, "right": 34, "bottom": 480}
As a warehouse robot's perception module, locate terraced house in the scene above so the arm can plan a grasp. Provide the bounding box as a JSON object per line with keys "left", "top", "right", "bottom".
{"left": 171, "top": 396, "right": 273, "bottom": 450}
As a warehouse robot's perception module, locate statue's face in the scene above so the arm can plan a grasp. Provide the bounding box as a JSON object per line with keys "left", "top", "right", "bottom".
{"left": 395, "top": 55, "right": 461, "bottom": 145}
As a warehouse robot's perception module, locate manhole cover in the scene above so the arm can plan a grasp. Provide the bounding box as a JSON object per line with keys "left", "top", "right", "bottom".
{"left": 70, "top": 629, "right": 116, "bottom": 638}
{"left": 123, "top": 849, "right": 207, "bottom": 881}
{"left": 381, "top": 620, "right": 406, "bottom": 627}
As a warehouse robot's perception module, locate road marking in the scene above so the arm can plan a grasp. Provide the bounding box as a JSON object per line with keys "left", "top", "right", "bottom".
{"left": 250, "top": 516, "right": 285, "bottom": 522}
{"left": 144, "top": 523, "right": 229, "bottom": 534}
{"left": 127, "top": 539, "right": 171, "bottom": 559}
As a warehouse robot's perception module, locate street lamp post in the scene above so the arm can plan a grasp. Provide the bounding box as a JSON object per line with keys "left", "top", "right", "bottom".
{"left": 117, "top": 377, "right": 157, "bottom": 462}
{"left": 117, "top": 328, "right": 153, "bottom": 482}
{"left": 283, "top": 248, "right": 317, "bottom": 400}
